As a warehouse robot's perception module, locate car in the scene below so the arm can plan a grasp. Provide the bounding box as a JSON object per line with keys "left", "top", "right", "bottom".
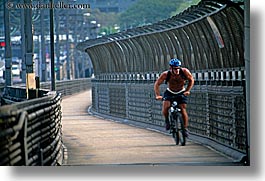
{"left": 12, "top": 64, "right": 20, "bottom": 76}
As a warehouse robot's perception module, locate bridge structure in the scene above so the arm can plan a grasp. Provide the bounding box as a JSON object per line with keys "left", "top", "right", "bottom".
{"left": 77, "top": 0, "right": 248, "bottom": 164}
{"left": 0, "top": 0, "right": 249, "bottom": 166}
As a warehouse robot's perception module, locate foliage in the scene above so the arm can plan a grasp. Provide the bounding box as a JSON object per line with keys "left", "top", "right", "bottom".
{"left": 90, "top": 8, "right": 120, "bottom": 27}
{"left": 119, "top": 0, "right": 186, "bottom": 29}
{"left": 171, "top": 0, "right": 201, "bottom": 16}
{"left": 90, "top": 0, "right": 203, "bottom": 35}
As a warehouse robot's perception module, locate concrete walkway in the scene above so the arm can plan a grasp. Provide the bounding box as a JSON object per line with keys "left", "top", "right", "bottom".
{"left": 61, "top": 90, "right": 236, "bottom": 166}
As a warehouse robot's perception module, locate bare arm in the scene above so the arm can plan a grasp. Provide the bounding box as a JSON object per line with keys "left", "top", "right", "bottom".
{"left": 154, "top": 71, "right": 167, "bottom": 100}
{"left": 182, "top": 68, "right": 194, "bottom": 96}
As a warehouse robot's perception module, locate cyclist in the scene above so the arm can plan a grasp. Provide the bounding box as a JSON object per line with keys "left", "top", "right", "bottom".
{"left": 154, "top": 58, "right": 194, "bottom": 137}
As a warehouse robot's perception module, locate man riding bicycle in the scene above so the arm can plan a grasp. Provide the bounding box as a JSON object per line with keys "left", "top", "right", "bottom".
{"left": 154, "top": 58, "right": 194, "bottom": 137}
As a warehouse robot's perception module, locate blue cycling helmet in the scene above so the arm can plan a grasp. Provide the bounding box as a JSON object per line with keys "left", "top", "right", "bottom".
{"left": 169, "top": 58, "right": 182, "bottom": 67}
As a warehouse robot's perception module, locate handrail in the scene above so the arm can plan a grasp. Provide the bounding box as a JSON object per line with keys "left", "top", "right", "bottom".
{"left": 0, "top": 92, "right": 63, "bottom": 165}
{"left": 0, "top": 111, "right": 27, "bottom": 138}
{"left": 0, "top": 78, "right": 92, "bottom": 165}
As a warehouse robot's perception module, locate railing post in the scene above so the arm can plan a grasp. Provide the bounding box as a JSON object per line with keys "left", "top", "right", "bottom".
{"left": 20, "top": 112, "right": 28, "bottom": 166}
{"left": 244, "top": 0, "right": 250, "bottom": 166}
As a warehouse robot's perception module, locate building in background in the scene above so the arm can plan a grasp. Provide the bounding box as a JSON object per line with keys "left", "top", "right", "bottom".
{"left": 0, "top": 0, "right": 105, "bottom": 82}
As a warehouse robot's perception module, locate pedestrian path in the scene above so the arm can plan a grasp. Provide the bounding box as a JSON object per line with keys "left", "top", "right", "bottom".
{"left": 61, "top": 90, "right": 237, "bottom": 166}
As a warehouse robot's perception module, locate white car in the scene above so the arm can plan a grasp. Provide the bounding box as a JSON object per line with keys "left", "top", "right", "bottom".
{"left": 12, "top": 65, "right": 20, "bottom": 76}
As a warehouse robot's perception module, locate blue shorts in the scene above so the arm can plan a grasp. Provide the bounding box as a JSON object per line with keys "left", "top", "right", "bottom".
{"left": 163, "top": 89, "right": 188, "bottom": 104}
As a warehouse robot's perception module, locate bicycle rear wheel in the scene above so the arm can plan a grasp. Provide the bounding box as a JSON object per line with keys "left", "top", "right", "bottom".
{"left": 177, "top": 115, "right": 186, "bottom": 146}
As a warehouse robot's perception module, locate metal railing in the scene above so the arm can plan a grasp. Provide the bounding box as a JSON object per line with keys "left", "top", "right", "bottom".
{"left": 0, "top": 78, "right": 92, "bottom": 165}
{"left": 77, "top": 0, "right": 244, "bottom": 75}
{"left": 0, "top": 91, "right": 62, "bottom": 165}
{"left": 40, "top": 78, "right": 92, "bottom": 96}
{"left": 90, "top": 68, "right": 247, "bottom": 162}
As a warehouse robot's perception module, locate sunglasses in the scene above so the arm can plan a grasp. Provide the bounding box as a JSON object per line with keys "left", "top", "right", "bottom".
{"left": 172, "top": 67, "right": 180, "bottom": 70}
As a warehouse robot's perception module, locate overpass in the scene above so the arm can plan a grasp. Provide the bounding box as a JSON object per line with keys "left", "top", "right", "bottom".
{"left": 0, "top": 0, "right": 249, "bottom": 165}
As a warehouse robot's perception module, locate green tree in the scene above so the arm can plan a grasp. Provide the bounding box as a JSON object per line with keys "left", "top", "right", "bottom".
{"left": 91, "top": 9, "right": 120, "bottom": 28}
{"left": 171, "top": 0, "right": 201, "bottom": 16}
{"left": 119, "top": 0, "right": 185, "bottom": 29}
{"left": 88, "top": 8, "right": 120, "bottom": 36}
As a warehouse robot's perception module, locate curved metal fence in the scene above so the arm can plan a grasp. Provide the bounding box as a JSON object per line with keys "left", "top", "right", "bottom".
{"left": 0, "top": 78, "right": 92, "bottom": 165}
{"left": 0, "top": 91, "right": 63, "bottom": 166}
{"left": 40, "top": 78, "right": 92, "bottom": 97}
{"left": 77, "top": 0, "right": 246, "bottom": 162}
{"left": 77, "top": 0, "right": 244, "bottom": 75}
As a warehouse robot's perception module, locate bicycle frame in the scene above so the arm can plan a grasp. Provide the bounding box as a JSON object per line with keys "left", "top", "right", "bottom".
{"left": 156, "top": 92, "right": 186, "bottom": 145}
{"left": 169, "top": 100, "right": 186, "bottom": 146}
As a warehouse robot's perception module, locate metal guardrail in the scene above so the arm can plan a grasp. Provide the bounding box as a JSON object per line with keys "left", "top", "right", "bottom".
{"left": 0, "top": 78, "right": 92, "bottom": 103}
{"left": 0, "top": 91, "right": 62, "bottom": 165}
{"left": 0, "top": 78, "right": 92, "bottom": 165}
{"left": 40, "top": 78, "right": 92, "bottom": 97}
{"left": 91, "top": 69, "right": 247, "bottom": 162}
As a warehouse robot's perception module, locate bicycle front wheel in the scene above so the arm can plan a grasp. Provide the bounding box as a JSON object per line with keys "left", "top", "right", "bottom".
{"left": 170, "top": 115, "right": 179, "bottom": 145}
{"left": 172, "top": 128, "right": 179, "bottom": 145}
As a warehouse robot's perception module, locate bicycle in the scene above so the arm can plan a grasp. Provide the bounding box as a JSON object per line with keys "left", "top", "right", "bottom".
{"left": 169, "top": 97, "right": 186, "bottom": 146}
